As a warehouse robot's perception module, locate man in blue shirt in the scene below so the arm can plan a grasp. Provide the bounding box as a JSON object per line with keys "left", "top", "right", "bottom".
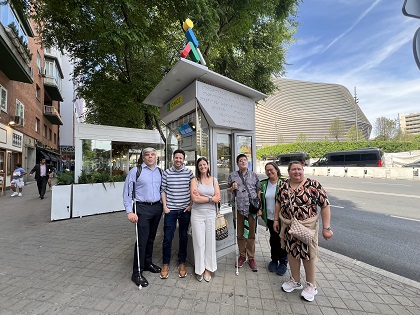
{"left": 10, "top": 163, "right": 26, "bottom": 197}
{"left": 123, "top": 147, "right": 163, "bottom": 287}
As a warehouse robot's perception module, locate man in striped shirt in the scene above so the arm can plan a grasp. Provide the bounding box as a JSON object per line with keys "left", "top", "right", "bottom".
{"left": 160, "top": 149, "right": 194, "bottom": 279}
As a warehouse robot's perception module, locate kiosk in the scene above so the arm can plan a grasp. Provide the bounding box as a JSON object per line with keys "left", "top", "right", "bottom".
{"left": 144, "top": 58, "right": 266, "bottom": 259}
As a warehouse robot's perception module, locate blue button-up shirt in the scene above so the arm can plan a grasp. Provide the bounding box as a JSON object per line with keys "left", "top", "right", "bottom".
{"left": 123, "top": 163, "right": 162, "bottom": 213}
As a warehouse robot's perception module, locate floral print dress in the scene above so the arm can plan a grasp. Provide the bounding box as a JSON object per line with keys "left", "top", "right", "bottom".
{"left": 276, "top": 178, "right": 329, "bottom": 260}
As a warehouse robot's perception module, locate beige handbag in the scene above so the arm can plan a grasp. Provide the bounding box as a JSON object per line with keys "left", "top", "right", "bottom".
{"left": 287, "top": 184, "right": 315, "bottom": 245}
{"left": 288, "top": 217, "right": 315, "bottom": 245}
{"left": 215, "top": 203, "right": 228, "bottom": 241}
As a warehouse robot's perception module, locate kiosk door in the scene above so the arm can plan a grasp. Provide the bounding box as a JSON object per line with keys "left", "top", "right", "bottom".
{"left": 233, "top": 133, "right": 255, "bottom": 172}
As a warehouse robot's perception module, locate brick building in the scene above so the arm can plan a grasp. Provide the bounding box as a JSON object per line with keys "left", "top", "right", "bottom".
{"left": 0, "top": 1, "right": 64, "bottom": 189}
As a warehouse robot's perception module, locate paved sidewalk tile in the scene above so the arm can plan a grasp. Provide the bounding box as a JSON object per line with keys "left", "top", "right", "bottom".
{"left": 0, "top": 182, "right": 419, "bottom": 314}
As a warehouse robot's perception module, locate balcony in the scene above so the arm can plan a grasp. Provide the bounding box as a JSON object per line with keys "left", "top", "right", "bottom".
{"left": 0, "top": 25, "right": 32, "bottom": 83}
{"left": 0, "top": 2, "right": 33, "bottom": 83}
{"left": 43, "top": 73, "right": 64, "bottom": 101}
{"left": 43, "top": 105, "right": 63, "bottom": 125}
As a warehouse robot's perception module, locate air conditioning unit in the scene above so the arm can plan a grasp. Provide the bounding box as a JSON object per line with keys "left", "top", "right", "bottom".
{"left": 13, "top": 116, "right": 24, "bottom": 126}
{"left": 39, "top": 67, "right": 46, "bottom": 77}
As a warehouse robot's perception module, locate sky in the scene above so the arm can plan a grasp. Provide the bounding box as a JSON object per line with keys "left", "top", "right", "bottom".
{"left": 284, "top": 0, "right": 420, "bottom": 133}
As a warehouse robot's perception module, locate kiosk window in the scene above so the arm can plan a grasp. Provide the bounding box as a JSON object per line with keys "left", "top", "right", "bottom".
{"left": 216, "top": 133, "right": 231, "bottom": 188}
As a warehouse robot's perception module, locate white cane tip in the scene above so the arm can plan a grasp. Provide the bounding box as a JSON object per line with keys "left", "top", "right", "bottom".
{"left": 235, "top": 272, "right": 239, "bottom": 276}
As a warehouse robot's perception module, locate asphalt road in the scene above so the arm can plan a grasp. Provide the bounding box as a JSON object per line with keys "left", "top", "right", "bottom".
{"left": 258, "top": 174, "right": 420, "bottom": 282}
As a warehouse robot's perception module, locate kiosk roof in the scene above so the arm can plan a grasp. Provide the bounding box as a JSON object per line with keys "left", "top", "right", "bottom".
{"left": 143, "top": 58, "right": 267, "bottom": 107}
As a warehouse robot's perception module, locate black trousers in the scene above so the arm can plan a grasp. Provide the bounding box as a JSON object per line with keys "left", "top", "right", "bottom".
{"left": 267, "top": 219, "right": 288, "bottom": 264}
{"left": 36, "top": 176, "right": 49, "bottom": 198}
{"left": 132, "top": 202, "right": 163, "bottom": 275}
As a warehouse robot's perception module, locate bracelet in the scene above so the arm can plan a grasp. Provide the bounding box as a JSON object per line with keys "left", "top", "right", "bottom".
{"left": 274, "top": 220, "right": 279, "bottom": 221}
{"left": 323, "top": 226, "right": 332, "bottom": 231}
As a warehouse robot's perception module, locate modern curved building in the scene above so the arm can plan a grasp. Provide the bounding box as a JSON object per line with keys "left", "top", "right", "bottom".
{"left": 255, "top": 78, "right": 372, "bottom": 146}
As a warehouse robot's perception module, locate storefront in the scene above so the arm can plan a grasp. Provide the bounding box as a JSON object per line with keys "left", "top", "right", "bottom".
{"left": 73, "top": 123, "right": 165, "bottom": 183}
{"left": 0, "top": 122, "right": 23, "bottom": 189}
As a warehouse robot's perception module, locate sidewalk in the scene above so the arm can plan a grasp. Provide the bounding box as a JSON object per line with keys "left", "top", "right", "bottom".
{"left": 0, "top": 183, "right": 419, "bottom": 314}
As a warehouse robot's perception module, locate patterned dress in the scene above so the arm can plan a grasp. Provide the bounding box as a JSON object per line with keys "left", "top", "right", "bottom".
{"left": 276, "top": 178, "right": 329, "bottom": 260}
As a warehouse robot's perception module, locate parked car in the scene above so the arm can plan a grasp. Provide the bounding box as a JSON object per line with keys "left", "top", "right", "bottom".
{"left": 275, "top": 152, "right": 309, "bottom": 166}
{"left": 402, "top": 160, "right": 420, "bottom": 168}
{"left": 312, "top": 148, "right": 384, "bottom": 167}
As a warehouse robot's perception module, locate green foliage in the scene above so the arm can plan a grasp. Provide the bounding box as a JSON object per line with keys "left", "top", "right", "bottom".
{"left": 296, "top": 133, "right": 307, "bottom": 142}
{"left": 56, "top": 171, "right": 75, "bottom": 185}
{"left": 346, "top": 125, "right": 365, "bottom": 141}
{"left": 373, "top": 117, "right": 398, "bottom": 140}
{"left": 78, "top": 170, "right": 126, "bottom": 185}
{"left": 257, "top": 139, "right": 420, "bottom": 160}
{"left": 329, "top": 117, "right": 345, "bottom": 141}
{"left": 56, "top": 170, "right": 126, "bottom": 186}
{"left": 31, "top": 0, "right": 299, "bottom": 128}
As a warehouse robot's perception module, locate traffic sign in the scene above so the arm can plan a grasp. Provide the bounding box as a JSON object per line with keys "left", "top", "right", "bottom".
{"left": 403, "top": 0, "right": 420, "bottom": 19}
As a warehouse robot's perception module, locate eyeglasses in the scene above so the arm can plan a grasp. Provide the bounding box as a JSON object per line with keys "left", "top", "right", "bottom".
{"left": 238, "top": 159, "right": 247, "bottom": 163}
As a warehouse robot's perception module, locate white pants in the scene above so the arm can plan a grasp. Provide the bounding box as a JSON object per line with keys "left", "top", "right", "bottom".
{"left": 191, "top": 206, "right": 217, "bottom": 275}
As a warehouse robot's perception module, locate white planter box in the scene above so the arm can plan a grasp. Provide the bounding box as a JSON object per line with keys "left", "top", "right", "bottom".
{"left": 72, "top": 182, "right": 125, "bottom": 218}
{"left": 51, "top": 185, "right": 72, "bottom": 221}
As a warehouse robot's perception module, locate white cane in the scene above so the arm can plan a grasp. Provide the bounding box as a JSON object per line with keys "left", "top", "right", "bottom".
{"left": 234, "top": 190, "right": 239, "bottom": 276}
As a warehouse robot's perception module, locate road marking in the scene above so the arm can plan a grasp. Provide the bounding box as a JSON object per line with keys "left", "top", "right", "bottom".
{"left": 361, "top": 181, "right": 412, "bottom": 187}
{"left": 390, "top": 215, "right": 420, "bottom": 222}
{"left": 330, "top": 205, "right": 344, "bottom": 208}
{"left": 326, "top": 187, "right": 420, "bottom": 199}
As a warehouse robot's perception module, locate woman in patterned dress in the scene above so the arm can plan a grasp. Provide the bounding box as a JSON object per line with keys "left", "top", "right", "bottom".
{"left": 273, "top": 161, "right": 333, "bottom": 302}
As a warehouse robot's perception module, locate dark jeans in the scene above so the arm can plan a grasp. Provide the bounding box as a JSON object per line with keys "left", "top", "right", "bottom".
{"left": 36, "top": 176, "right": 49, "bottom": 197}
{"left": 162, "top": 209, "right": 191, "bottom": 265}
{"left": 267, "top": 219, "right": 288, "bottom": 264}
{"left": 133, "top": 202, "right": 163, "bottom": 275}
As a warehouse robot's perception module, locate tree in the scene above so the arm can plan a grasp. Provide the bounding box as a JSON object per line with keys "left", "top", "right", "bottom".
{"left": 373, "top": 117, "right": 398, "bottom": 140}
{"left": 296, "top": 133, "right": 307, "bottom": 142}
{"left": 346, "top": 125, "right": 365, "bottom": 141}
{"left": 329, "top": 117, "right": 345, "bottom": 141}
{"left": 31, "top": 0, "right": 299, "bottom": 128}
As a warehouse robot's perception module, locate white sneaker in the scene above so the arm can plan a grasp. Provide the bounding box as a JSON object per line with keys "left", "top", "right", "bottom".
{"left": 18, "top": 193, "right": 22, "bottom": 197}
{"left": 11, "top": 192, "right": 18, "bottom": 197}
{"left": 301, "top": 281, "right": 318, "bottom": 302}
{"left": 281, "top": 278, "right": 303, "bottom": 293}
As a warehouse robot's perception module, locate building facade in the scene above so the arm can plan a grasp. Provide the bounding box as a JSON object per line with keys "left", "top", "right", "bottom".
{"left": 0, "top": 2, "right": 64, "bottom": 188}
{"left": 255, "top": 78, "right": 372, "bottom": 147}
{"left": 400, "top": 112, "right": 420, "bottom": 135}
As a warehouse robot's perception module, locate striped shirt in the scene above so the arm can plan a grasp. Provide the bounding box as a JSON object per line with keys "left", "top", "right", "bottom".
{"left": 161, "top": 165, "right": 194, "bottom": 210}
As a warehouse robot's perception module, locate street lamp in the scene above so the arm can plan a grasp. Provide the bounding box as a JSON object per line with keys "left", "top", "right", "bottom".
{"left": 354, "top": 87, "right": 359, "bottom": 141}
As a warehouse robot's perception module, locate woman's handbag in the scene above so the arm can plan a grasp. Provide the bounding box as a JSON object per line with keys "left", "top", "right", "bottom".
{"left": 287, "top": 184, "right": 315, "bottom": 245}
{"left": 215, "top": 203, "right": 229, "bottom": 241}
{"left": 288, "top": 217, "right": 315, "bottom": 245}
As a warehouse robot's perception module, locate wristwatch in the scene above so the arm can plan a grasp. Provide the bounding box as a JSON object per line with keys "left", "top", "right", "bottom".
{"left": 208, "top": 196, "right": 213, "bottom": 203}
{"left": 323, "top": 226, "right": 332, "bottom": 231}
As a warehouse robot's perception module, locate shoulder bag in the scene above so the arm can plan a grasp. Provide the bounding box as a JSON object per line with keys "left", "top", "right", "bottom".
{"left": 215, "top": 202, "right": 229, "bottom": 241}
{"left": 287, "top": 183, "right": 315, "bottom": 245}
{"left": 238, "top": 171, "right": 260, "bottom": 214}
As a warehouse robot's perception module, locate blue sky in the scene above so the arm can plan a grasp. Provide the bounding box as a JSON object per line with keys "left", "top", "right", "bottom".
{"left": 284, "top": 0, "right": 420, "bottom": 133}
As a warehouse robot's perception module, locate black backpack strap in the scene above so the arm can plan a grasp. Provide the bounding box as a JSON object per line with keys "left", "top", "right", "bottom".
{"left": 136, "top": 166, "right": 142, "bottom": 181}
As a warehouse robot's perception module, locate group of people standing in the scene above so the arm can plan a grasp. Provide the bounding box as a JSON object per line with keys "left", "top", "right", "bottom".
{"left": 123, "top": 148, "right": 333, "bottom": 303}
